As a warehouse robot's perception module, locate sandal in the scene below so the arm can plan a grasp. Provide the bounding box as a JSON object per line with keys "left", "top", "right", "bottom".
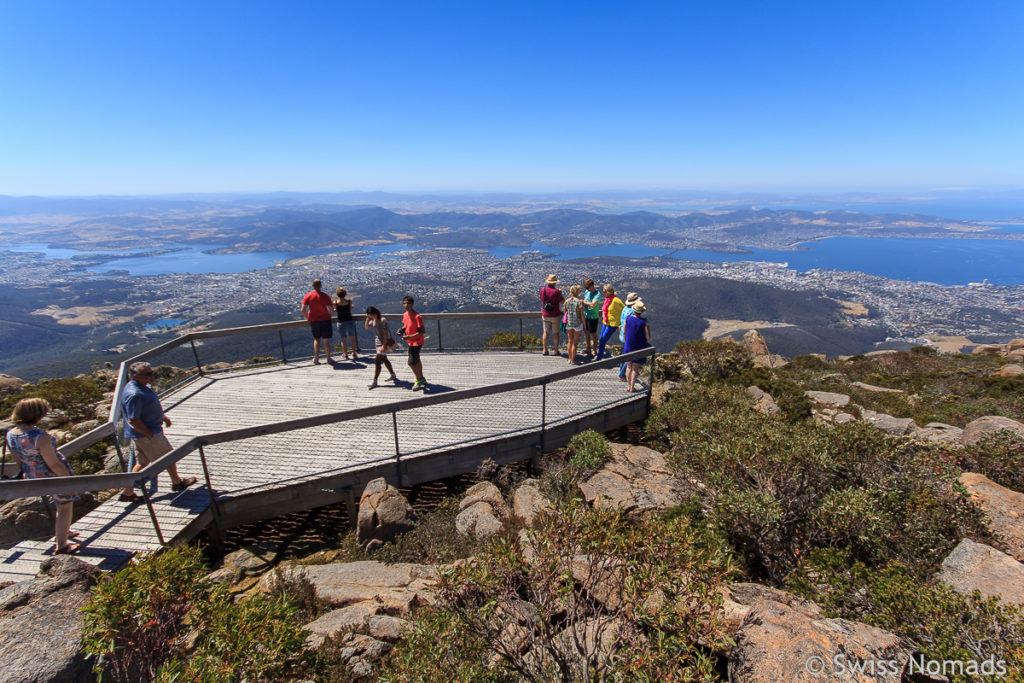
{"left": 172, "top": 477, "right": 197, "bottom": 492}
{"left": 55, "top": 542, "right": 82, "bottom": 555}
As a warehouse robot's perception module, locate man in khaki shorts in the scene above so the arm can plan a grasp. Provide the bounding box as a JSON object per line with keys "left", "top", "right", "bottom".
{"left": 118, "top": 362, "right": 196, "bottom": 503}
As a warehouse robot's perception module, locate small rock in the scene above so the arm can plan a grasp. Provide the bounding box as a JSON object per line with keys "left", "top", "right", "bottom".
{"left": 746, "top": 386, "right": 781, "bottom": 416}
{"left": 265, "top": 561, "right": 438, "bottom": 615}
{"left": 972, "top": 344, "right": 1005, "bottom": 355}
{"left": 936, "top": 539, "right": 1024, "bottom": 606}
{"left": 833, "top": 412, "right": 857, "bottom": 424}
{"left": 366, "top": 614, "right": 411, "bottom": 642}
{"left": 864, "top": 349, "right": 900, "bottom": 357}
{"left": 205, "top": 566, "right": 239, "bottom": 585}
{"left": 458, "top": 481, "right": 511, "bottom": 519}
{"left": 455, "top": 502, "right": 505, "bottom": 539}
{"left": 961, "top": 416, "right": 1024, "bottom": 446}
{"left": 850, "top": 381, "right": 904, "bottom": 394}
{"left": 304, "top": 601, "right": 382, "bottom": 648}
{"left": 223, "top": 543, "right": 278, "bottom": 577}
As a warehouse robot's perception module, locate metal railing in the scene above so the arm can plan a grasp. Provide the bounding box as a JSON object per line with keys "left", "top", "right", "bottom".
{"left": 0, "top": 311, "right": 655, "bottom": 547}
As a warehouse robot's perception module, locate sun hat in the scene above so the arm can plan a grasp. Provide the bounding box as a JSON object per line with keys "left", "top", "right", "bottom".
{"left": 632, "top": 300, "right": 646, "bottom": 314}
{"left": 545, "top": 274, "right": 559, "bottom": 284}
{"left": 624, "top": 292, "right": 640, "bottom": 305}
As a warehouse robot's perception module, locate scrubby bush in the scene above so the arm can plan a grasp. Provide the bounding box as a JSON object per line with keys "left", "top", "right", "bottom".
{"left": 958, "top": 431, "right": 1024, "bottom": 493}
{"left": 725, "top": 367, "right": 812, "bottom": 422}
{"left": 791, "top": 549, "right": 1024, "bottom": 682}
{"left": 381, "top": 504, "right": 732, "bottom": 681}
{"left": 673, "top": 339, "right": 752, "bottom": 380}
{"left": 1, "top": 375, "right": 104, "bottom": 422}
{"left": 82, "top": 545, "right": 311, "bottom": 682}
{"left": 484, "top": 331, "right": 542, "bottom": 349}
{"left": 374, "top": 496, "right": 481, "bottom": 565}
{"left": 564, "top": 430, "right": 613, "bottom": 470}
{"left": 646, "top": 384, "right": 987, "bottom": 583}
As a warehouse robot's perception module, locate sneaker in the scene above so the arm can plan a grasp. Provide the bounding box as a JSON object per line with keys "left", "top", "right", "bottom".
{"left": 412, "top": 380, "right": 426, "bottom": 391}
{"left": 313, "top": 358, "right": 321, "bottom": 365}
{"left": 368, "top": 382, "right": 379, "bottom": 390}
{"left": 352, "top": 354, "right": 359, "bottom": 361}
{"left": 343, "top": 353, "right": 350, "bottom": 360}
{"left": 386, "top": 374, "right": 398, "bottom": 382}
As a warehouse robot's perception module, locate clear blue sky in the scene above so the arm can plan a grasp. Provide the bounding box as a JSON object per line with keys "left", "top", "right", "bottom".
{"left": 1, "top": 1, "right": 1022, "bottom": 195}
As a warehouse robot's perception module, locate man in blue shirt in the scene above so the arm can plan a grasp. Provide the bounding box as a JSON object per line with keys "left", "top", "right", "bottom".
{"left": 119, "top": 362, "right": 196, "bottom": 503}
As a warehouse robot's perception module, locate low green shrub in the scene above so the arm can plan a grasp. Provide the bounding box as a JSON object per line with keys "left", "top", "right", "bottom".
{"left": 646, "top": 384, "right": 987, "bottom": 583}
{"left": 791, "top": 549, "right": 1024, "bottom": 682}
{"left": 381, "top": 504, "right": 732, "bottom": 681}
{"left": 1, "top": 375, "right": 104, "bottom": 422}
{"left": 564, "top": 429, "right": 613, "bottom": 470}
{"left": 484, "top": 331, "right": 542, "bottom": 349}
{"left": 82, "top": 545, "right": 311, "bottom": 682}
{"left": 725, "top": 367, "right": 812, "bottom": 422}
{"left": 673, "top": 339, "right": 752, "bottom": 380}
{"left": 958, "top": 431, "right": 1024, "bottom": 493}
{"left": 373, "top": 496, "right": 481, "bottom": 565}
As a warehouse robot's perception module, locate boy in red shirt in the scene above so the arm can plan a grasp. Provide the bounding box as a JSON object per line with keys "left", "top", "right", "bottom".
{"left": 301, "top": 279, "right": 335, "bottom": 364}
{"left": 401, "top": 295, "right": 428, "bottom": 391}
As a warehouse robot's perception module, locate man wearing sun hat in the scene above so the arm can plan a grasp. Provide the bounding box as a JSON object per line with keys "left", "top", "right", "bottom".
{"left": 539, "top": 274, "right": 564, "bottom": 356}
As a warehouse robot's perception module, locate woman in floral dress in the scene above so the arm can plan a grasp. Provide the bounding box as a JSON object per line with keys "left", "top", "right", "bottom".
{"left": 564, "top": 284, "right": 586, "bottom": 364}
{"left": 6, "top": 398, "right": 80, "bottom": 554}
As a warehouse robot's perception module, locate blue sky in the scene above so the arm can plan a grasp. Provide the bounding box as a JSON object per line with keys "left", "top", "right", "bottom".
{"left": 1, "top": 1, "right": 1022, "bottom": 195}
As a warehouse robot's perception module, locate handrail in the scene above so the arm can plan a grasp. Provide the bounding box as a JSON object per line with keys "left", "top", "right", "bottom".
{"left": 0, "top": 347, "right": 655, "bottom": 501}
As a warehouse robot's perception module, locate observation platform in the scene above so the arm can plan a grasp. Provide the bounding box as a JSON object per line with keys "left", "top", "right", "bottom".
{"left": 0, "top": 347, "right": 652, "bottom": 584}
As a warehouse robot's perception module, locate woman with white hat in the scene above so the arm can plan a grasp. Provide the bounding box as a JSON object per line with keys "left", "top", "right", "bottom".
{"left": 622, "top": 300, "right": 651, "bottom": 393}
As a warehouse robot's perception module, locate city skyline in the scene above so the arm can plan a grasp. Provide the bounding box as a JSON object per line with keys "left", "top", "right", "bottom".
{"left": 2, "top": 1, "right": 1022, "bottom": 195}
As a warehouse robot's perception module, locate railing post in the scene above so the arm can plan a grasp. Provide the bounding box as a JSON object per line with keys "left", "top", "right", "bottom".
{"left": 112, "top": 436, "right": 127, "bottom": 471}
{"left": 645, "top": 350, "right": 656, "bottom": 416}
{"left": 197, "top": 445, "right": 225, "bottom": 556}
{"left": 392, "top": 410, "right": 402, "bottom": 487}
{"left": 519, "top": 318, "right": 524, "bottom": 350}
{"left": 141, "top": 486, "right": 166, "bottom": 547}
{"left": 190, "top": 339, "right": 204, "bottom": 376}
{"left": 437, "top": 319, "right": 443, "bottom": 352}
{"left": 536, "top": 380, "right": 547, "bottom": 470}
{"left": 279, "top": 330, "right": 288, "bottom": 364}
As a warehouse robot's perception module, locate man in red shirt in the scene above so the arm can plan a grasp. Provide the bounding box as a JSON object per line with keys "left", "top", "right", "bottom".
{"left": 401, "top": 295, "right": 428, "bottom": 391}
{"left": 300, "top": 279, "right": 335, "bottom": 364}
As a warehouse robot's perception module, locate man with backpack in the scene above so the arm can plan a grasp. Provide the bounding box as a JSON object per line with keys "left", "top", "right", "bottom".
{"left": 539, "top": 274, "right": 564, "bottom": 356}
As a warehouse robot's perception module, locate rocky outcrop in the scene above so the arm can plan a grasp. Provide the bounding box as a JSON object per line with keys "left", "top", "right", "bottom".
{"left": 729, "top": 592, "right": 912, "bottom": 682}
{"left": 577, "top": 444, "right": 685, "bottom": 515}
{"left": 512, "top": 480, "right": 553, "bottom": 527}
{"left": 455, "top": 481, "right": 510, "bottom": 539}
{"left": 0, "top": 373, "right": 27, "bottom": 397}
{"left": 746, "top": 386, "right": 780, "bottom": 416}
{"left": 743, "top": 330, "right": 787, "bottom": 369}
{"left": 0, "top": 556, "right": 101, "bottom": 683}
{"left": 356, "top": 478, "right": 416, "bottom": 548}
{"left": 936, "top": 539, "right": 1024, "bottom": 606}
{"left": 0, "top": 495, "right": 99, "bottom": 546}
{"left": 958, "top": 473, "right": 1024, "bottom": 562}
{"left": 850, "top": 381, "right": 905, "bottom": 394}
{"left": 960, "top": 415, "right": 1024, "bottom": 446}
{"left": 303, "top": 601, "right": 411, "bottom": 648}
{"left": 263, "top": 561, "right": 438, "bottom": 615}
{"left": 312, "top": 632, "right": 393, "bottom": 679}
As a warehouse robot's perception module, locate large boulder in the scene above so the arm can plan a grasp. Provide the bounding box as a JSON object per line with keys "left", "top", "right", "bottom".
{"left": 455, "top": 481, "right": 510, "bottom": 539}
{"left": 804, "top": 391, "right": 851, "bottom": 409}
{"left": 936, "top": 539, "right": 1024, "bottom": 606}
{"left": 512, "top": 480, "right": 553, "bottom": 527}
{"left": 577, "top": 444, "right": 686, "bottom": 515}
{"left": 262, "top": 561, "right": 437, "bottom": 615}
{"left": 961, "top": 416, "right": 1024, "bottom": 446}
{"left": 914, "top": 422, "right": 964, "bottom": 445}
{"left": 0, "top": 495, "right": 99, "bottom": 546}
{"left": 746, "top": 386, "right": 781, "bottom": 416}
{"left": 0, "top": 556, "right": 102, "bottom": 683}
{"left": 959, "top": 473, "right": 1024, "bottom": 562}
{"left": 972, "top": 344, "right": 1005, "bottom": 355}
{"left": 994, "top": 364, "right": 1024, "bottom": 378}
{"left": 743, "top": 330, "right": 787, "bottom": 369}
{"left": 729, "top": 594, "right": 912, "bottom": 682}
{"left": 859, "top": 409, "right": 918, "bottom": 436}
{"left": 356, "top": 478, "right": 417, "bottom": 547}
{"left": 0, "top": 373, "right": 27, "bottom": 397}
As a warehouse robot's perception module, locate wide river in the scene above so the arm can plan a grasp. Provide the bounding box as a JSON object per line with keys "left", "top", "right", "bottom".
{"left": 7, "top": 226, "right": 1024, "bottom": 286}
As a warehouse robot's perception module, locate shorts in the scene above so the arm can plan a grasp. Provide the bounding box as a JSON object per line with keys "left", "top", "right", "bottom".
{"left": 407, "top": 345, "right": 422, "bottom": 365}
{"left": 133, "top": 432, "right": 173, "bottom": 465}
{"left": 585, "top": 318, "right": 599, "bottom": 334}
{"left": 541, "top": 317, "right": 560, "bottom": 334}
{"left": 337, "top": 320, "right": 357, "bottom": 338}
{"left": 309, "top": 320, "right": 333, "bottom": 339}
